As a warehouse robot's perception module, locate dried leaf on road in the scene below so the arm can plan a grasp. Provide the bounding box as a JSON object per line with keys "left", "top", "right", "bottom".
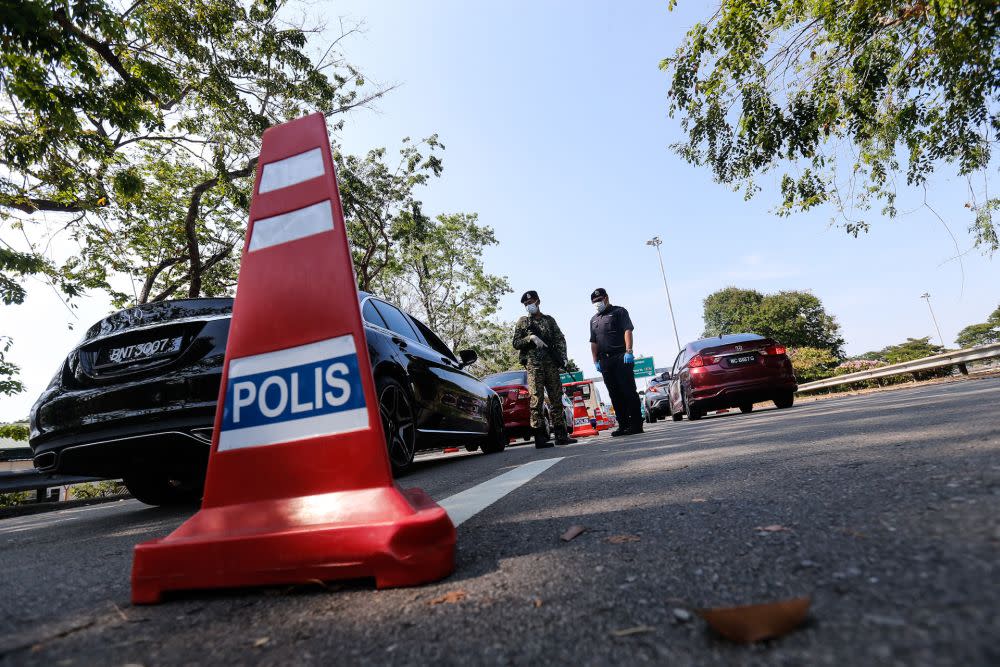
{"left": 253, "top": 637, "right": 270, "bottom": 648}
{"left": 561, "top": 525, "right": 587, "bottom": 542}
{"left": 691, "top": 498, "right": 707, "bottom": 503}
{"left": 428, "top": 589, "right": 467, "bottom": 606}
{"left": 755, "top": 524, "right": 791, "bottom": 533}
{"left": 606, "top": 534, "right": 641, "bottom": 544}
{"left": 611, "top": 625, "right": 655, "bottom": 637}
{"left": 533, "top": 598, "right": 543, "bottom": 608}
{"left": 698, "top": 597, "right": 811, "bottom": 643}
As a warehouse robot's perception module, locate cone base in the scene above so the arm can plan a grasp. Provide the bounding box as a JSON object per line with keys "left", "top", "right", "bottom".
{"left": 131, "top": 486, "right": 455, "bottom": 604}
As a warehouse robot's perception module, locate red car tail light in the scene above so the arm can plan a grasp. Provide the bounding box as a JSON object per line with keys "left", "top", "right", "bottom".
{"left": 647, "top": 385, "right": 660, "bottom": 393}
{"left": 688, "top": 354, "right": 716, "bottom": 368}
{"left": 762, "top": 345, "right": 787, "bottom": 356}
{"left": 517, "top": 388, "right": 530, "bottom": 399}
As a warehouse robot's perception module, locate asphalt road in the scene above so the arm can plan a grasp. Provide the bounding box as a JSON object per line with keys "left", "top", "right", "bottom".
{"left": 2, "top": 379, "right": 998, "bottom": 666}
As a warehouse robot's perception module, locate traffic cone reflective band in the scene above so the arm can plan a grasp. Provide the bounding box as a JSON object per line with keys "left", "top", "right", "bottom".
{"left": 571, "top": 397, "right": 599, "bottom": 438}
{"left": 130, "top": 113, "right": 455, "bottom": 604}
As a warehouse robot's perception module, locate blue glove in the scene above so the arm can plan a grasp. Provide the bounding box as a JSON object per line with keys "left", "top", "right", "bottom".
{"left": 595, "top": 361, "right": 602, "bottom": 373}
{"left": 624, "top": 353, "right": 635, "bottom": 364}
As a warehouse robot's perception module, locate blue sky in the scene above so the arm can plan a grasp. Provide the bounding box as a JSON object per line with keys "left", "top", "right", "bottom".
{"left": 1, "top": 0, "right": 997, "bottom": 420}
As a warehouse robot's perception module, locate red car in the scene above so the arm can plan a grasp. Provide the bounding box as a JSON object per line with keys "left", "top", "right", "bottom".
{"left": 482, "top": 370, "right": 573, "bottom": 442}
{"left": 665, "top": 333, "right": 797, "bottom": 421}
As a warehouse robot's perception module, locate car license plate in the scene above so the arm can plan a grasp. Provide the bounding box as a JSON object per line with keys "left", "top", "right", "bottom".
{"left": 727, "top": 353, "right": 758, "bottom": 367}
{"left": 97, "top": 335, "right": 183, "bottom": 368}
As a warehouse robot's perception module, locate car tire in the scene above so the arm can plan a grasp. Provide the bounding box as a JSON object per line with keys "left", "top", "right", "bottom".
{"left": 774, "top": 392, "right": 795, "bottom": 409}
{"left": 377, "top": 375, "right": 417, "bottom": 474}
{"left": 684, "top": 396, "right": 702, "bottom": 421}
{"left": 123, "top": 470, "right": 202, "bottom": 506}
{"left": 480, "top": 400, "right": 507, "bottom": 454}
{"left": 739, "top": 403, "right": 753, "bottom": 414}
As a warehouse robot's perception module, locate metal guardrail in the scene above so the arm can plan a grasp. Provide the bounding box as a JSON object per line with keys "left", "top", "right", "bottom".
{"left": 0, "top": 469, "right": 105, "bottom": 494}
{"left": 797, "top": 342, "right": 1000, "bottom": 393}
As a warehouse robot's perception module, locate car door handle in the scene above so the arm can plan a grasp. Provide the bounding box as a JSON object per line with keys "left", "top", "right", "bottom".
{"left": 391, "top": 336, "right": 407, "bottom": 349}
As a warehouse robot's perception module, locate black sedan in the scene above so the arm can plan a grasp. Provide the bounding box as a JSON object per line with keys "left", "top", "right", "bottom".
{"left": 28, "top": 293, "right": 506, "bottom": 505}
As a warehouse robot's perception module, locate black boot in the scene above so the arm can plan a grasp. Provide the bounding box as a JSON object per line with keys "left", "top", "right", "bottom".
{"left": 554, "top": 425, "right": 577, "bottom": 446}
{"left": 534, "top": 427, "right": 553, "bottom": 449}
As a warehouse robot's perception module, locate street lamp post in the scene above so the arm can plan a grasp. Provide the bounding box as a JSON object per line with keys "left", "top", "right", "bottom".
{"left": 646, "top": 236, "right": 681, "bottom": 353}
{"left": 920, "top": 292, "right": 945, "bottom": 348}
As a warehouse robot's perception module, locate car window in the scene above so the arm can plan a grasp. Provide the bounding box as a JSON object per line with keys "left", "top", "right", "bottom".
{"left": 483, "top": 370, "right": 528, "bottom": 387}
{"left": 371, "top": 300, "right": 420, "bottom": 342}
{"left": 408, "top": 316, "right": 458, "bottom": 362}
{"left": 361, "top": 299, "right": 388, "bottom": 328}
{"left": 672, "top": 351, "right": 684, "bottom": 375}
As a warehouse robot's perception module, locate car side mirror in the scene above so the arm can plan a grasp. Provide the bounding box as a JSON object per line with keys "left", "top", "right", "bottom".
{"left": 457, "top": 349, "right": 477, "bottom": 368}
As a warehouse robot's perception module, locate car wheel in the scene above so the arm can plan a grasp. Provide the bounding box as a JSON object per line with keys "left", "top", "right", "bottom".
{"left": 123, "top": 470, "right": 202, "bottom": 506}
{"left": 774, "top": 392, "right": 795, "bottom": 409}
{"left": 480, "top": 400, "right": 507, "bottom": 454}
{"left": 739, "top": 403, "right": 753, "bottom": 414}
{"left": 377, "top": 376, "right": 417, "bottom": 473}
{"left": 684, "top": 396, "right": 702, "bottom": 421}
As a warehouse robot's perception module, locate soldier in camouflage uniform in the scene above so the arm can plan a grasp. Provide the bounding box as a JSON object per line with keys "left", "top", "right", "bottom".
{"left": 512, "top": 290, "right": 578, "bottom": 448}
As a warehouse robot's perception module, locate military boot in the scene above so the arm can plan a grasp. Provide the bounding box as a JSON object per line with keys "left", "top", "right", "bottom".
{"left": 534, "top": 427, "right": 553, "bottom": 449}
{"left": 554, "top": 425, "right": 577, "bottom": 446}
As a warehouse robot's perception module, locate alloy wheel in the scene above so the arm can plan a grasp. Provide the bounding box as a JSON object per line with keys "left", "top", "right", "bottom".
{"left": 378, "top": 382, "right": 416, "bottom": 470}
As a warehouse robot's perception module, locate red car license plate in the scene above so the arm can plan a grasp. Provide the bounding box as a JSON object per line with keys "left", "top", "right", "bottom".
{"left": 727, "top": 353, "right": 757, "bottom": 367}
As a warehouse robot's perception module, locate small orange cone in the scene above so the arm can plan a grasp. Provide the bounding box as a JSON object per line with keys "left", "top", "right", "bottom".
{"left": 594, "top": 405, "right": 610, "bottom": 431}
{"left": 571, "top": 397, "right": 599, "bottom": 438}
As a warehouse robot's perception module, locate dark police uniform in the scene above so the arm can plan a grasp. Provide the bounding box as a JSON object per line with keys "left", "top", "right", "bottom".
{"left": 590, "top": 294, "right": 643, "bottom": 434}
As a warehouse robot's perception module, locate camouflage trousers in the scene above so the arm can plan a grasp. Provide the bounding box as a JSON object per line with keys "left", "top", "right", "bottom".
{"left": 526, "top": 363, "right": 566, "bottom": 430}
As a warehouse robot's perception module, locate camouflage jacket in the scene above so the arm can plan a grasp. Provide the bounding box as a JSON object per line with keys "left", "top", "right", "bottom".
{"left": 512, "top": 314, "right": 567, "bottom": 368}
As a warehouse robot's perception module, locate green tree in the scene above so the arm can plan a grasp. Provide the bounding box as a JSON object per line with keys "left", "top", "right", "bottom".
{"left": 389, "top": 212, "right": 512, "bottom": 353}
{"left": 787, "top": 346, "right": 839, "bottom": 383}
{"left": 880, "top": 336, "right": 945, "bottom": 364}
{"left": 0, "top": 336, "right": 23, "bottom": 397}
{"left": 955, "top": 305, "right": 1000, "bottom": 348}
{"left": 701, "top": 287, "right": 763, "bottom": 337}
{"left": 702, "top": 287, "right": 844, "bottom": 355}
{"left": 468, "top": 320, "right": 522, "bottom": 376}
{"left": 2, "top": 0, "right": 383, "bottom": 306}
{"left": 564, "top": 358, "right": 581, "bottom": 373}
{"left": 0, "top": 422, "right": 29, "bottom": 441}
{"left": 661, "top": 1, "right": 999, "bottom": 252}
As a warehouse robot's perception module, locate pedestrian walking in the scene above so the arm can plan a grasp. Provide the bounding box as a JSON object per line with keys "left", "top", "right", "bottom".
{"left": 512, "top": 290, "right": 578, "bottom": 448}
{"left": 589, "top": 288, "right": 643, "bottom": 436}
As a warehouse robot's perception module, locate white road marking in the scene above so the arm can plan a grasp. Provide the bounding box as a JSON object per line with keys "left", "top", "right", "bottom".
{"left": 439, "top": 457, "right": 564, "bottom": 527}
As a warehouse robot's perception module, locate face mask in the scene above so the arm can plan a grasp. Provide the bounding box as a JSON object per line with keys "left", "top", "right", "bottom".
{"left": 526, "top": 303, "right": 539, "bottom": 315}
{"left": 594, "top": 300, "right": 607, "bottom": 314}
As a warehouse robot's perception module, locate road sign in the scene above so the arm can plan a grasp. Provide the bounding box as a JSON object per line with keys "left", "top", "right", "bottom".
{"left": 560, "top": 371, "right": 584, "bottom": 384}
{"left": 632, "top": 356, "right": 655, "bottom": 378}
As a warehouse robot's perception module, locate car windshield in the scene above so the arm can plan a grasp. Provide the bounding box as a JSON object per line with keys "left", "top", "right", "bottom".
{"left": 483, "top": 371, "right": 527, "bottom": 387}
{"left": 565, "top": 384, "right": 591, "bottom": 400}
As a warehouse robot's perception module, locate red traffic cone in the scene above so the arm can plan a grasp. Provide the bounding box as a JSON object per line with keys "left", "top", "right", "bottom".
{"left": 571, "top": 397, "right": 599, "bottom": 438}
{"left": 131, "top": 114, "right": 455, "bottom": 604}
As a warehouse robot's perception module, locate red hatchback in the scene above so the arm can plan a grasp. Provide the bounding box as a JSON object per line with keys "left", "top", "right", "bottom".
{"left": 482, "top": 370, "right": 571, "bottom": 442}
{"left": 665, "top": 333, "right": 797, "bottom": 421}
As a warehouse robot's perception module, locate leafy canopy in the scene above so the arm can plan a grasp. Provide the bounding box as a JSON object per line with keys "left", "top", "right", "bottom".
{"left": 702, "top": 286, "right": 845, "bottom": 355}
{"left": 662, "top": 0, "right": 999, "bottom": 252}
{"left": 955, "top": 305, "right": 1000, "bottom": 347}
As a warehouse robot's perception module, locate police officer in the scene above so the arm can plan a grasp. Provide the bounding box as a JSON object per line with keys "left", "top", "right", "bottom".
{"left": 589, "top": 288, "right": 643, "bottom": 436}
{"left": 512, "top": 291, "right": 577, "bottom": 448}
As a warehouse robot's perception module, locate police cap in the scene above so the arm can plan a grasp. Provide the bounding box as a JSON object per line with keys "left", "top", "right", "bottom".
{"left": 590, "top": 287, "right": 608, "bottom": 302}
{"left": 520, "top": 290, "right": 539, "bottom": 304}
